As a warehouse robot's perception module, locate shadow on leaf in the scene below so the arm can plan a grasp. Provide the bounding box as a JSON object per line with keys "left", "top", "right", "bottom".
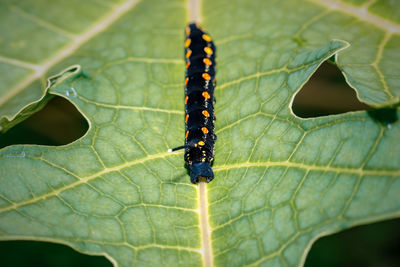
{"left": 367, "top": 107, "right": 399, "bottom": 126}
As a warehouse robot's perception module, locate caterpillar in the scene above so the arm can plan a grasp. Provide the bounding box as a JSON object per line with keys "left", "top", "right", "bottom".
{"left": 169, "top": 23, "right": 217, "bottom": 184}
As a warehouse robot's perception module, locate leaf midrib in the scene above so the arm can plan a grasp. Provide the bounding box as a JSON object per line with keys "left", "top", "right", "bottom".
{"left": 199, "top": 182, "right": 213, "bottom": 267}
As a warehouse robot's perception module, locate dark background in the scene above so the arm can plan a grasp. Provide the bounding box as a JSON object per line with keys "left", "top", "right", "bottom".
{"left": 0, "top": 62, "right": 399, "bottom": 266}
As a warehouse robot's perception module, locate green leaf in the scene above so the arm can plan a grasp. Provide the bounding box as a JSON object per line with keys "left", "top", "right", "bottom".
{"left": 1, "top": 0, "right": 399, "bottom": 266}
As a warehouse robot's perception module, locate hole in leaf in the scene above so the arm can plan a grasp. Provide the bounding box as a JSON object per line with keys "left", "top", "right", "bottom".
{"left": 0, "top": 241, "right": 112, "bottom": 267}
{"left": 0, "top": 96, "right": 88, "bottom": 149}
{"left": 292, "top": 61, "right": 371, "bottom": 118}
{"left": 305, "top": 218, "right": 400, "bottom": 267}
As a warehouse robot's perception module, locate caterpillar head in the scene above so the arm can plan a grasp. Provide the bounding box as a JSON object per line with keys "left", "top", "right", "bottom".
{"left": 189, "top": 162, "right": 214, "bottom": 184}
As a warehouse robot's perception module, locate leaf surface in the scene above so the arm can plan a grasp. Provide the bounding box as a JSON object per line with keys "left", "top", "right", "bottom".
{"left": 0, "top": 0, "right": 399, "bottom": 266}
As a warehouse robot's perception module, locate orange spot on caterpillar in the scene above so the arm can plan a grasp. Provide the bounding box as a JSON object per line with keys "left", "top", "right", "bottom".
{"left": 185, "top": 130, "right": 189, "bottom": 138}
{"left": 185, "top": 96, "right": 189, "bottom": 104}
{"left": 202, "top": 110, "right": 210, "bottom": 117}
{"left": 186, "top": 62, "right": 190, "bottom": 69}
{"left": 204, "top": 47, "right": 213, "bottom": 55}
{"left": 202, "top": 127, "right": 209, "bottom": 134}
{"left": 185, "top": 77, "right": 189, "bottom": 86}
{"left": 202, "top": 73, "right": 211, "bottom": 80}
{"left": 202, "top": 34, "right": 211, "bottom": 42}
{"left": 186, "top": 49, "right": 192, "bottom": 58}
{"left": 185, "top": 38, "right": 191, "bottom": 48}
{"left": 203, "top": 58, "right": 212, "bottom": 66}
{"left": 202, "top": 91, "right": 210, "bottom": 99}
{"left": 185, "top": 114, "right": 189, "bottom": 123}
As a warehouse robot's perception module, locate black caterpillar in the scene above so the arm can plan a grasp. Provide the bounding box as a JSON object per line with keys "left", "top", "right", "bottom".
{"left": 169, "top": 23, "right": 217, "bottom": 184}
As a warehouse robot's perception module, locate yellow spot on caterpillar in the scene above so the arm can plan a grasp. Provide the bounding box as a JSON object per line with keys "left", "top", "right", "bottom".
{"left": 204, "top": 47, "right": 213, "bottom": 55}
{"left": 202, "top": 110, "right": 210, "bottom": 117}
{"left": 185, "top": 38, "right": 191, "bottom": 48}
{"left": 185, "top": 96, "right": 189, "bottom": 104}
{"left": 202, "top": 73, "right": 211, "bottom": 80}
{"left": 185, "top": 26, "right": 190, "bottom": 36}
{"left": 201, "top": 158, "right": 206, "bottom": 162}
{"left": 186, "top": 49, "right": 192, "bottom": 58}
{"left": 203, "top": 58, "right": 212, "bottom": 66}
{"left": 202, "top": 34, "right": 211, "bottom": 42}
{"left": 195, "top": 143, "right": 198, "bottom": 147}
{"left": 202, "top": 127, "right": 209, "bottom": 134}
{"left": 202, "top": 91, "right": 210, "bottom": 99}
{"left": 185, "top": 114, "right": 189, "bottom": 123}
{"left": 198, "top": 141, "right": 205, "bottom": 146}
{"left": 185, "top": 131, "right": 189, "bottom": 138}
{"left": 185, "top": 77, "right": 189, "bottom": 86}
